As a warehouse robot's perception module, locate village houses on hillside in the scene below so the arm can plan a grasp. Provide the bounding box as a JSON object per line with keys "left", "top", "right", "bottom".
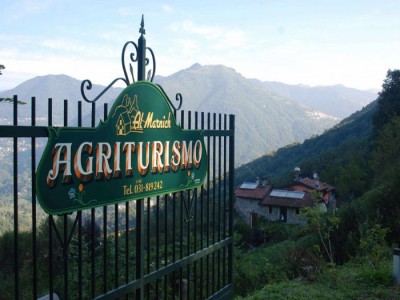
{"left": 235, "top": 168, "right": 336, "bottom": 227}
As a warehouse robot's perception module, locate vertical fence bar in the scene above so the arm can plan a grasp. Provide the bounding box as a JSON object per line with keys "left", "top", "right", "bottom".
{"left": 146, "top": 197, "right": 151, "bottom": 299}
{"left": 136, "top": 198, "right": 144, "bottom": 300}
{"left": 223, "top": 114, "right": 227, "bottom": 286}
{"left": 103, "top": 103, "right": 108, "bottom": 294}
{"left": 63, "top": 99, "right": 69, "bottom": 300}
{"left": 77, "top": 100, "right": 83, "bottom": 300}
{"left": 179, "top": 188, "right": 184, "bottom": 298}
{"left": 115, "top": 202, "right": 119, "bottom": 289}
{"left": 212, "top": 112, "right": 216, "bottom": 294}
{"left": 78, "top": 210, "right": 83, "bottom": 300}
{"left": 193, "top": 111, "right": 198, "bottom": 300}
{"left": 125, "top": 200, "right": 129, "bottom": 286}
{"left": 13, "top": 95, "right": 19, "bottom": 300}
{"left": 179, "top": 110, "right": 185, "bottom": 299}
{"left": 217, "top": 113, "right": 222, "bottom": 290}
{"left": 172, "top": 192, "right": 176, "bottom": 299}
{"left": 155, "top": 195, "right": 160, "bottom": 297}
{"left": 47, "top": 98, "right": 54, "bottom": 300}
{"left": 137, "top": 18, "right": 146, "bottom": 300}
{"left": 200, "top": 111, "right": 205, "bottom": 300}
{"left": 91, "top": 101, "right": 96, "bottom": 299}
{"left": 164, "top": 193, "right": 168, "bottom": 300}
{"left": 31, "top": 97, "right": 38, "bottom": 299}
{"left": 186, "top": 111, "right": 192, "bottom": 298}
{"left": 228, "top": 114, "right": 235, "bottom": 285}
{"left": 103, "top": 207, "right": 108, "bottom": 295}
{"left": 206, "top": 112, "right": 211, "bottom": 297}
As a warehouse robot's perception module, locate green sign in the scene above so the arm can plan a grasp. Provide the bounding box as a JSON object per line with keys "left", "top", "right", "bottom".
{"left": 36, "top": 81, "right": 207, "bottom": 215}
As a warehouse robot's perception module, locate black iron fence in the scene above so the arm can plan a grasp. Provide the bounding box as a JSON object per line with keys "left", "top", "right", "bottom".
{"left": 0, "top": 95, "right": 235, "bottom": 299}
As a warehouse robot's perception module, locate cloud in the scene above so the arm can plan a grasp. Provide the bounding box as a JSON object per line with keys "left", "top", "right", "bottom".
{"left": 5, "top": 0, "right": 55, "bottom": 21}
{"left": 162, "top": 5, "right": 173, "bottom": 13}
{"left": 117, "top": 7, "right": 139, "bottom": 17}
{"left": 173, "top": 20, "right": 248, "bottom": 51}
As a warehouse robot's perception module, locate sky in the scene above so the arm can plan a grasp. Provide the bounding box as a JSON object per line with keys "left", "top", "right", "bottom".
{"left": 1, "top": 0, "right": 399, "bottom": 91}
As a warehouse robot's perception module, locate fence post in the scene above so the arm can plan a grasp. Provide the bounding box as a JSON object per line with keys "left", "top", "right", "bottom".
{"left": 136, "top": 14, "right": 146, "bottom": 300}
{"left": 393, "top": 248, "right": 400, "bottom": 284}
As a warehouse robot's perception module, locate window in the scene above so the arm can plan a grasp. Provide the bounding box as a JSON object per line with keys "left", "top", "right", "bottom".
{"left": 250, "top": 212, "right": 258, "bottom": 228}
{"left": 280, "top": 207, "right": 287, "bottom": 223}
{"left": 269, "top": 205, "right": 272, "bottom": 214}
{"left": 296, "top": 208, "right": 300, "bottom": 215}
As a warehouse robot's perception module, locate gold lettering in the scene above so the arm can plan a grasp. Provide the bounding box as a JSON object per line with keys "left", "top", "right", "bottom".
{"left": 95, "top": 143, "right": 112, "bottom": 180}
{"left": 193, "top": 140, "right": 202, "bottom": 168}
{"left": 123, "top": 142, "right": 135, "bottom": 176}
{"left": 137, "top": 141, "right": 150, "bottom": 175}
{"left": 74, "top": 142, "right": 93, "bottom": 182}
{"left": 171, "top": 141, "right": 180, "bottom": 172}
{"left": 47, "top": 143, "right": 72, "bottom": 186}
{"left": 151, "top": 141, "right": 164, "bottom": 173}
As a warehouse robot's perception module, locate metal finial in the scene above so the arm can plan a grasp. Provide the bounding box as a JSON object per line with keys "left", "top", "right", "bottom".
{"left": 139, "top": 14, "right": 145, "bottom": 35}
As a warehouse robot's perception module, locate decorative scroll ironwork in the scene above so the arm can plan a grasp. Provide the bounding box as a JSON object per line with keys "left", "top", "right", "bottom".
{"left": 183, "top": 189, "right": 196, "bottom": 223}
{"left": 81, "top": 15, "right": 157, "bottom": 103}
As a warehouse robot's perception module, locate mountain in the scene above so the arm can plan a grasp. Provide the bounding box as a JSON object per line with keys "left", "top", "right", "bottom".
{"left": 0, "top": 64, "right": 376, "bottom": 165}
{"left": 155, "top": 64, "right": 340, "bottom": 165}
{"left": 235, "top": 99, "right": 378, "bottom": 186}
{"left": 0, "top": 74, "right": 123, "bottom": 126}
{"left": 261, "top": 81, "right": 377, "bottom": 119}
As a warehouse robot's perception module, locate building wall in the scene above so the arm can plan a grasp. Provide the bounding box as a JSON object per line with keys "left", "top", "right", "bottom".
{"left": 235, "top": 197, "right": 305, "bottom": 225}
{"left": 264, "top": 205, "right": 305, "bottom": 225}
{"left": 286, "top": 208, "right": 306, "bottom": 225}
{"left": 235, "top": 197, "right": 263, "bottom": 226}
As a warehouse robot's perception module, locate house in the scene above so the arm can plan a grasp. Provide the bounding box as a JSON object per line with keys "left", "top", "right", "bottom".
{"left": 235, "top": 169, "right": 336, "bottom": 226}
{"left": 235, "top": 178, "right": 271, "bottom": 227}
{"left": 287, "top": 168, "right": 336, "bottom": 208}
{"left": 260, "top": 189, "right": 313, "bottom": 224}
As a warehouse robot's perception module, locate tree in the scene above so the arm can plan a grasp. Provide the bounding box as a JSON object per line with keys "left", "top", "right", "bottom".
{"left": 0, "top": 64, "right": 26, "bottom": 104}
{"left": 359, "top": 223, "right": 389, "bottom": 269}
{"left": 373, "top": 69, "right": 400, "bottom": 135}
{"left": 301, "top": 192, "right": 340, "bottom": 265}
{"left": 370, "top": 116, "right": 400, "bottom": 183}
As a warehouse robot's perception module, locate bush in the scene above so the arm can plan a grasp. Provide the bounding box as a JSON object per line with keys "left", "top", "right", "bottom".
{"left": 355, "top": 267, "right": 392, "bottom": 286}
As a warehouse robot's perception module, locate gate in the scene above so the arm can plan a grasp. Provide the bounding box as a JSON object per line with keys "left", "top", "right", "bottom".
{"left": 0, "top": 17, "right": 234, "bottom": 299}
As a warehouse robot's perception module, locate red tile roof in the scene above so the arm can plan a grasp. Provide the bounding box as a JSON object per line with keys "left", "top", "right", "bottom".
{"left": 235, "top": 185, "right": 272, "bottom": 200}
{"left": 298, "top": 177, "right": 335, "bottom": 192}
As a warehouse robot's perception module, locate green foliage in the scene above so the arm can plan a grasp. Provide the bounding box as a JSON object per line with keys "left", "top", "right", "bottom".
{"left": 234, "top": 234, "right": 321, "bottom": 297}
{"left": 355, "top": 265, "right": 392, "bottom": 286}
{"left": 235, "top": 100, "right": 376, "bottom": 188}
{"left": 373, "top": 69, "right": 400, "bottom": 134}
{"left": 236, "top": 259, "right": 397, "bottom": 300}
{"left": 370, "top": 116, "right": 400, "bottom": 185}
{"left": 234, "top": 241, "right": 291, "bottom": 296}
{"left": 355, "top": 181, "right": 400, "bottom": 243}
{"left": 0, "top": 97, "right": 27, "bottom": 104}
{"left": 359, "top": 223, "right": 389, "bottom": 269}
{"left": 233, "top": 218, "right": 252, "bottom": 249}
{"left": 329, "top": 203, "right": 359, "bottom": 263}
{"left": 300, "top": 193, "right": 340, "bottom": 264}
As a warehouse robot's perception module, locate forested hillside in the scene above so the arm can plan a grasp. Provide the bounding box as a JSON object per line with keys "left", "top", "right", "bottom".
{"left": 235, "top": 99, "right": 376, "bottom": 189}
{"left": 234, "top": 70, "right": 400, "bottom": 299}
{"left": 236, "top": 69, "right": 400, "bottom": 241}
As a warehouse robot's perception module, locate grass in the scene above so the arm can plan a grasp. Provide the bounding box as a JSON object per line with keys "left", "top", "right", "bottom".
{"left": 235, "top": 259, "right": 400, "bottom": 300}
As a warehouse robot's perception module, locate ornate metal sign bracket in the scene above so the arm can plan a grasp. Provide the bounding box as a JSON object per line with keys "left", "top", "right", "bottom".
{"left": 80, "top": 15, "right": 182, "bottom": 111}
